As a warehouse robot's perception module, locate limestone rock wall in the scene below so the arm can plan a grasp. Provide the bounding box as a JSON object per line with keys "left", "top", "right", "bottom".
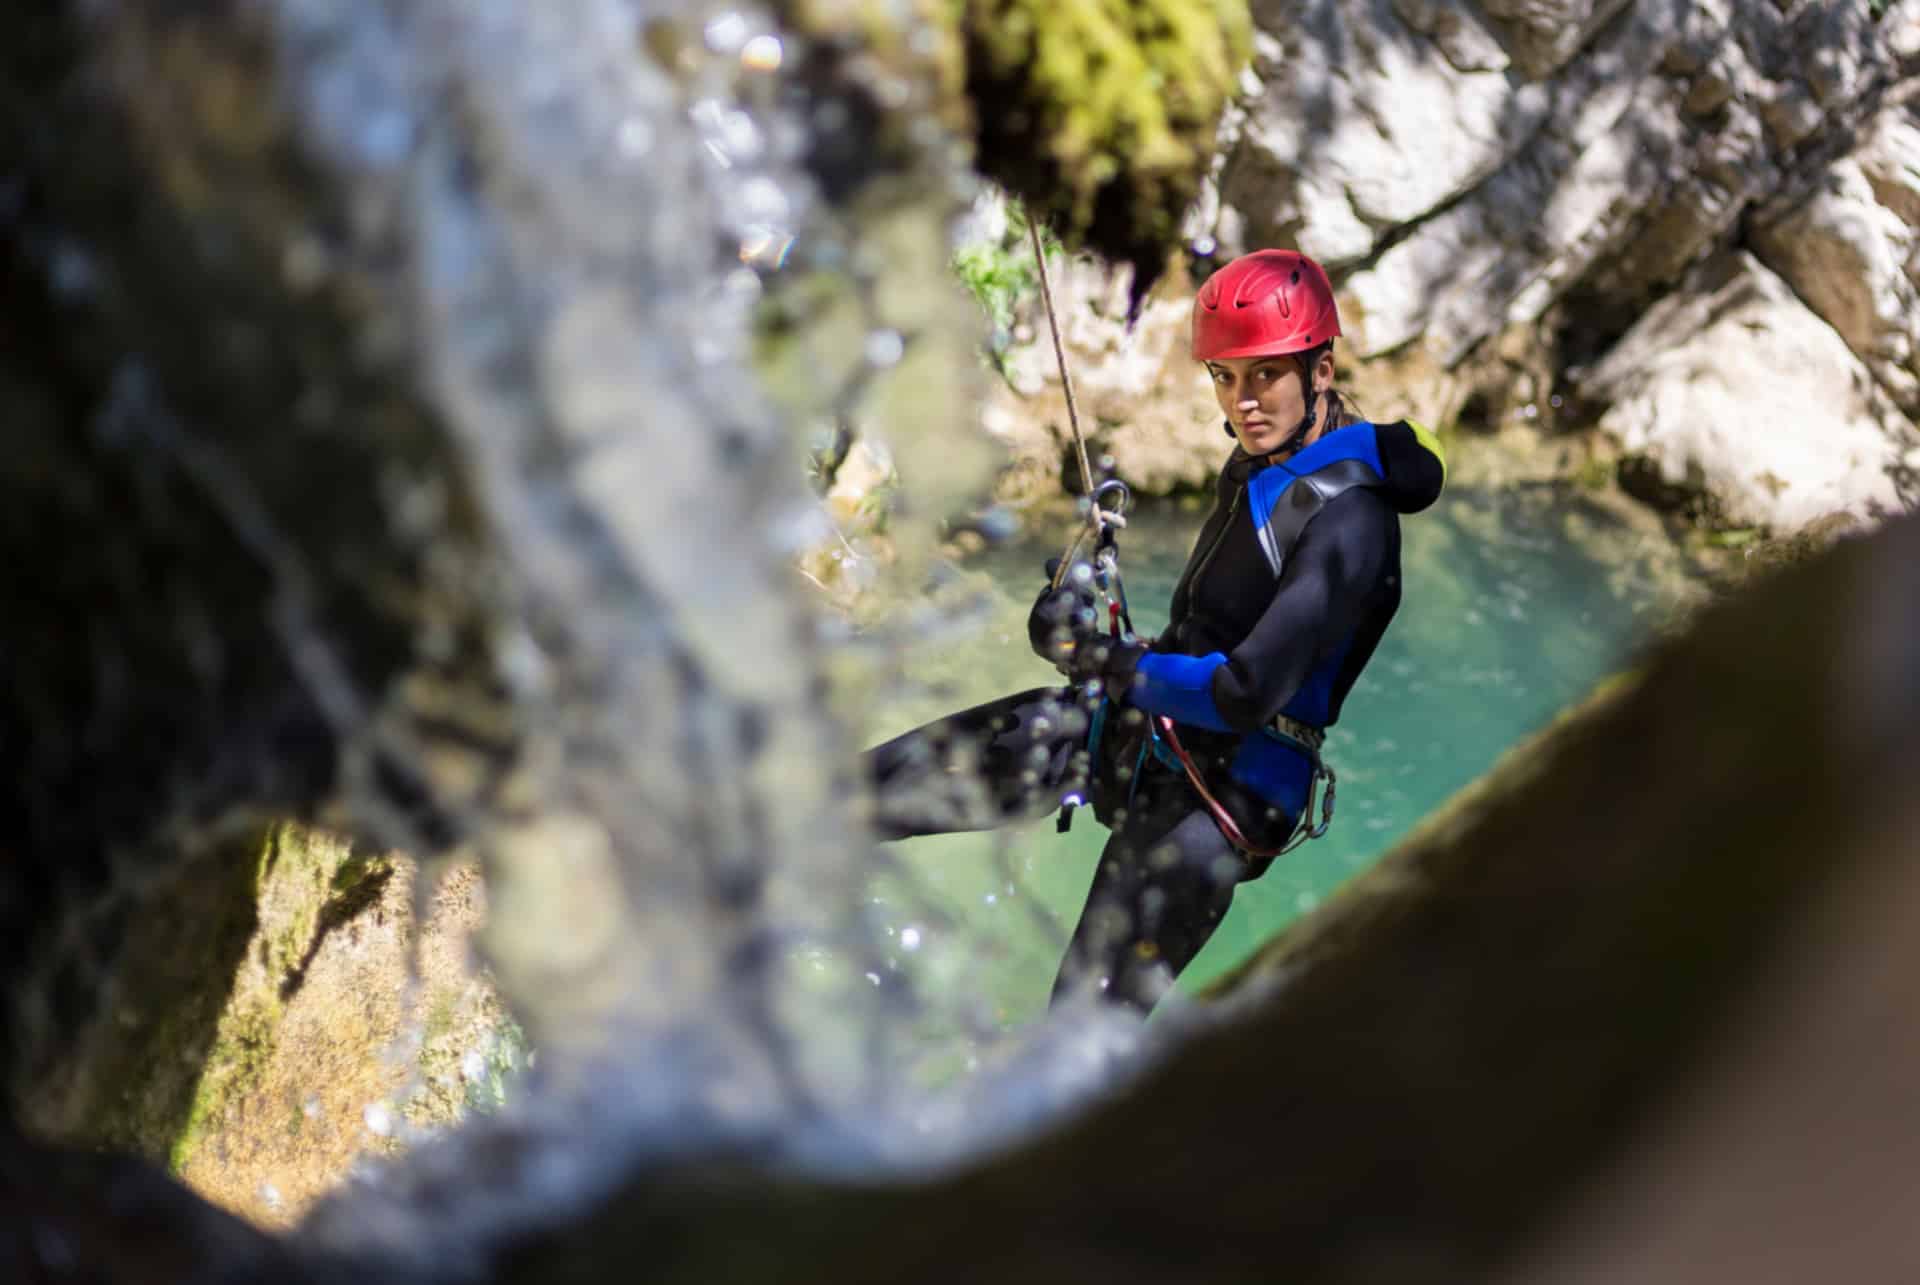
{"left": 1751, "top": 96, "right": 1920, "bottom": 418}
{"left": 1578, "top": 251, "right": 1918, "bottom": 531}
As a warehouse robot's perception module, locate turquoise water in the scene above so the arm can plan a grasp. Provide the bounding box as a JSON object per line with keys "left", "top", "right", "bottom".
{"left": 860, "top": 473, "right": 1707, "bottom": 1066}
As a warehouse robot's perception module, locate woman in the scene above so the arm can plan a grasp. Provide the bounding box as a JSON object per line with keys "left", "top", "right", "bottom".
{"left": 868, "top": 249, "right": 1446, "bottom": 1012}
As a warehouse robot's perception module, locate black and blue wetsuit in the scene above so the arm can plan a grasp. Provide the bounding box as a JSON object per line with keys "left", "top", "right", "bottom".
{"left": 868, "top": 420, "right": 1446, "bottom": 1011}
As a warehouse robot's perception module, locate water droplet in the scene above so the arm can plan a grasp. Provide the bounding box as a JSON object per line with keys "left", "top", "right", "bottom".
{"left": 900, "top": 926, "right": 923, "bottom": 951}
{"left": 977, "top": 507, "right": 1020, "bottom": 542}
{"left": 704, "top": 12, "right": 750, "bottom": 52}
{"left": 700, "top": 105, "right": 762, "bottom": 160}
{"left": 260, "top": 1182, "right": 283, "bottom": 1211}
{"left": 741, "top": 34, "right": 784, "bottom": 72}
{"left": 363, "top": 1103, "right": 393, "bottom": 1137}
{"left": 358, "top": 111, "right": 413, "bottom": 167}
{"left": 738, "top": 176, "right": 791, "bottom": 224}
{"left": 875, "top": 76, "right": 912, "bottom": 109}
{"left": 1191, "top": 235, "right": 1218, "bottom": 256}
{"left": 461, "top": 1049, "right": 487, "bottom": 1082}
{"left": 617, "top": 116, "right": 654, "bottom": 159}
{"left": 865, "top": 329, "right": 905, "bottom": 368}
{"left": 723, "top": 267, "right": 763, "bottom": 303}
{"left": 739, "top": 225, "right": 796, "bottom": 268}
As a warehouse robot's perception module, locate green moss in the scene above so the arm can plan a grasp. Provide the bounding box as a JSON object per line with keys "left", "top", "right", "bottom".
{"left": 952, "top": 203, "right": 1059, "bottom": 336}
{"left": 422, "top": 991, "right": 459, "bottom": 1047}
{"left": 169, "top": 1000, "right": 281, "bottom": 1175}
{"left": 963, "top": 0, "right": 1251, "bottom": 283}
{"left": 462, "top": 1018, "right": 530, "bottom": 1117}
{"left": 164, "top": 822, "right": 367, "bottom": 1173}
{"left": 331, "top": 850, "right": 395, "bottom": 896}
{"left": 1571, "top": 456, "right": 1615, "bottom": 492}
{"left": 21, "top": 826, "right": 270, "bottom": 1165}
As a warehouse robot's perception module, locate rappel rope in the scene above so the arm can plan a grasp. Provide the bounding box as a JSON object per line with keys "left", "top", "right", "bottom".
{"left": 1024, "top": 207, "right": 1332, "bottom": 860}
{"left": 1027, "top": 211, "right": 1125, "bottom": 595}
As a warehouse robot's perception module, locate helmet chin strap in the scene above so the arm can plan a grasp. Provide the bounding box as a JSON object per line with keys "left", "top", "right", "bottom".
{"left": 1293, "top": 350, "right": 1323, "bottom": 449}
{"left": 1289, "top": 391, "right": 1319, "bottom": 452}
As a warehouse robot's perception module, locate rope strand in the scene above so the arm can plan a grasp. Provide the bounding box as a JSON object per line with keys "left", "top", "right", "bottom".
{"left": 1026, "top": 209, "right": 1106, "bottom": 589}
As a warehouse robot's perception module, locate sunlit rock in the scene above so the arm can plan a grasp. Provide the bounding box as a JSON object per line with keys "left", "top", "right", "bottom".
{"left": 990, "top": 250, "right": 1222, "bottom": 497}
{"left": 1216, "top": 0, "right": 1547, "bottom": 267}
{"left": 1751, "top": 101, "right": 1920, "bottom": 417}
{"left": 1580, "top": 251, "right": 1919, "bottom": 533}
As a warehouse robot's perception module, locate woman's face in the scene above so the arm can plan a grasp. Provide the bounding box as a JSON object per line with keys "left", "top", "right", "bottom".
{"left": 1206, "top": 351, "right": 1333, "bottom": 457}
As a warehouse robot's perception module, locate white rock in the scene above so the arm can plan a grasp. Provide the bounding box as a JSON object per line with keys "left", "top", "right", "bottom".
{"left": 1752, "top": 104, "right": 1920, "bottom": 415}
{"left": 1581, "top": 252, "right": 1918, "bottom": 533}
{"left": 990, "top": 255, "right": 1224, "bottom": 494}
{"left": 1477, "top": 0, "right": 1638, "bottom": 79}
{"left": 1391, "top": 0, "right": 1511, "bottom": 73}
{"left": 1331, "top": 4, "right": 1694, "bottom": 359}
{"left": 1222, "top": 0, "right": 1546, "bottom": 267}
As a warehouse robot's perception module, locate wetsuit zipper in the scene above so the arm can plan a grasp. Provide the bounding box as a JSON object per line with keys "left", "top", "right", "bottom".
{"left": 1189, "top": 485, "right": 1242, "bottom": 611}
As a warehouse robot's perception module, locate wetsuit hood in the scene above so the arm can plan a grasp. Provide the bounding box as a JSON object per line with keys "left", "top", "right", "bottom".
{"left": 1232, "top": 420, "right": 1447, "bottom": 515}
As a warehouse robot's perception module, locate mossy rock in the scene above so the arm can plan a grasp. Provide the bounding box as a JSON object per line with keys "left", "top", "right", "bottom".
{"left": 16, "top": 827, "right": 269, "bottom": 1166}
{"left": 963, "top": 0, "right": 1251, "bottom": 286}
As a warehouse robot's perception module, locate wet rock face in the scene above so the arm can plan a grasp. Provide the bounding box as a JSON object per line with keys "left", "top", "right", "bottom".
{"left": 0, "top": 0, "right": 493, "bottom": 1107}
{"left": 0, "top": 0, "right": 981, "bottom": 1177}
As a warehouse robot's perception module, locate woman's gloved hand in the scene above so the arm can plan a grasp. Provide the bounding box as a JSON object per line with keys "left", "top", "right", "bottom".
{"left": 1026, "top": 558, "right": 1101, "bottom": 670}
{"left": 1064, "top": 631, "right": 1147, "bottom": 695}
{"left": 1027, "top": 558, "right": 1147, "bottom": 693}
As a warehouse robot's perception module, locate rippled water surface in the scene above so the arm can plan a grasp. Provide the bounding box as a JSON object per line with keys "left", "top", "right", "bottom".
{"left": 861, "top": 474, "right": 1707, "bottom": 1072}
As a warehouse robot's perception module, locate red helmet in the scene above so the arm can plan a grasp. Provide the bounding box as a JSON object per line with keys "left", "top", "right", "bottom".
{"left": 1191, "top": 250, "right": 1342, "bottom": 361}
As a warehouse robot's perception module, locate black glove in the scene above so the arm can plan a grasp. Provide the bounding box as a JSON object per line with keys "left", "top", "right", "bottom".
{"left": 1064, "top": 631, "right": 1147, "bottom": 697}
{"left": 1027, "top": 558, "right": 1101, "bottom": 670}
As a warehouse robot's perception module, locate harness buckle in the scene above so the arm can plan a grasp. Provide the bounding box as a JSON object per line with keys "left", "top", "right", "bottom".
{"left": 1268, "top": 713, "right": 1325, "bottom": 752}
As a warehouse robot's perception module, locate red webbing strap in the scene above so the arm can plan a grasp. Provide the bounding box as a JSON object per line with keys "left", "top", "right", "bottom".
{"left": 1155, "top": 716, "right": 1287, "bottom": 860}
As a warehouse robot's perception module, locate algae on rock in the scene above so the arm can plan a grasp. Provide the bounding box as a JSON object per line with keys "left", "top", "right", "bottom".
{"left": 963, "top": 0, "right": 1252, "bottom": 287}
{"left": 159, "top": 824, "right": 510, "bottom": 1228}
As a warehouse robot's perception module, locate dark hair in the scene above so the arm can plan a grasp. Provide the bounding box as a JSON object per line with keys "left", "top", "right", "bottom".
{"left": 1297, "top": 342, "right": 1363, "bottom": 432}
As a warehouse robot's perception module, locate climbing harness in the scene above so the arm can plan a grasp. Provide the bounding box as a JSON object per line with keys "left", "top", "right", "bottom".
{"left": 1153, "top": 717, "right": 1336, "bottom": 860}
{"left": 1023, "top": 206, "right": 1335, "bottom": 858}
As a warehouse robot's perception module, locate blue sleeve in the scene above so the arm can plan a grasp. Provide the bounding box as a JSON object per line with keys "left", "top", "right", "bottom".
{"left": 1131, "top": 651, "right": 1234, "bottom": 732}
{"left": 1129, "top": 489, "right": 1395, "bottom": 734}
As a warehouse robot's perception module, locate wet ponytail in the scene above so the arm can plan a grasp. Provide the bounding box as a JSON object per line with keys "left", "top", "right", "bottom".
{"left": 1297, "top": 342, "right": 1362, "bottom": 436}
{"left": 1321, "top": 387, "right": 1363, "bottom": 431}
